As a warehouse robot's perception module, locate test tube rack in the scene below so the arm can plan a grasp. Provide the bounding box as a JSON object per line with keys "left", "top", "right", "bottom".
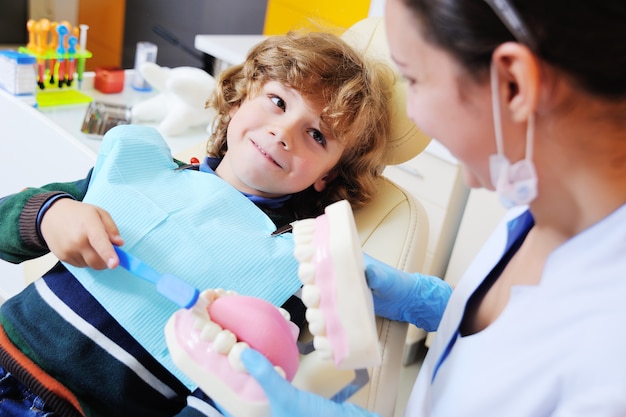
{"left": 20, "top": 18, "right": 92, "bottom": 90}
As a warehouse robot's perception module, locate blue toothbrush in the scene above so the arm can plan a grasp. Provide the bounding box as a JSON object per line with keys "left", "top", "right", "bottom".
{"left": 114, "top": 246, "right": 200, "bottom": 309}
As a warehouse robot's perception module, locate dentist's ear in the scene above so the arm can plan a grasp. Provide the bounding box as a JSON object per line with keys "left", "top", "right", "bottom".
{"left": 492, "top": 42, "right": 541, "bottom": 122}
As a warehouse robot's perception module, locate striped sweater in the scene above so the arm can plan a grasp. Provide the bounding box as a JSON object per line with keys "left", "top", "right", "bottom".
{"left": 0, "top": 161, "right": 305, "bottom": 416}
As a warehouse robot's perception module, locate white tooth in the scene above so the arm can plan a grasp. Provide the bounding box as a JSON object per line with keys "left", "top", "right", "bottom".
{"left": 278, "top": 307, "right": 291, "bottom": 322}
{"left": 192, "top": 302, "right": 210, "bottom": 320}
{"left": 274, "top": 366, "right": 286, "bottom": 379}
{"left": 193, "top": 316, "right": 205, "bottom": 331}
{"left": 200, "top": 289, "right": 220, "bottom": 303}
{"left": 200, "top": 320, "right": 222, "bottom": 341}
{"left": 297, "top": 263, "right": 316, "bottom": 284}
{"left": 305, "top": 308, "right": 326, "bottom": 335}
{"left": 293, "top": 236, "right": 313, "bottom": 249}
{"left": 191, "top": 298, "right": 210, "bottom": 318}
{"left": 293, "top": 244, "right": 315, "bottom": 262}
{"left": 213, "top": 329, "right": 237, "bottom": 354}
{"left": 313, "top": 336, "right": 333, "bottom": 360}
{"left": 225, "top": 290, "right": 237, "bottom": 296}
{"left": 293, "top": 229, "right": 314, "bottom": 245}
{"left": 292, "top": 219, "right": 315, "bottom": 235}
{"left": 301, "top": 284, "right": 320, "bottom": 307}
{"left": 228, "top": 342, "right": 250, "bottom": 372}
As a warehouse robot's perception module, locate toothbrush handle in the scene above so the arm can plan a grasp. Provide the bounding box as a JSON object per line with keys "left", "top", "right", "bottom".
{"left": 114, "top": 246, "right": 160, "bottom": 284}
{"left": 157, "top": 274, "right": 200, "bottom": 309}
{"left": 113, "top": 246, "right": 200, "bottom": 309}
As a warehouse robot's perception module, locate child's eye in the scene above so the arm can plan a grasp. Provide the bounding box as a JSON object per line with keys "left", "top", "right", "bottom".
{"left": 270, "top": 95, "right": 286, "bottom": 111}
{"left": 309, "top": 129, "right": 327, "bottom": 147}
{"left": 401, "top": 75, "right": 417, "bottom": 87}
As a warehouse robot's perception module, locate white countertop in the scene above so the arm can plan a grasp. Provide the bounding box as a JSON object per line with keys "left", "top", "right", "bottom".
{"left": 35, "top": 72, "right": 210, "bottom": 157}
{"left": 194, "top": 34, "right": 267, "bottom": 66}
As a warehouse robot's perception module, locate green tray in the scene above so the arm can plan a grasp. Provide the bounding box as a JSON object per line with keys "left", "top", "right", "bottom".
{"left": 36, "top": 89, "right": 93, "bottom": 107}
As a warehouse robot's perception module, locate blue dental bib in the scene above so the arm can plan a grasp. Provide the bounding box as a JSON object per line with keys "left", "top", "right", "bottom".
{"left": 64, "top": 125, "right": 300, "bottom": 388}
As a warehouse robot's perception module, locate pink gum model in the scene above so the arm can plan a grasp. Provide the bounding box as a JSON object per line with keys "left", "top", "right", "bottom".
{"left": 165, "top": 290, "right": 299, "bottom": 417}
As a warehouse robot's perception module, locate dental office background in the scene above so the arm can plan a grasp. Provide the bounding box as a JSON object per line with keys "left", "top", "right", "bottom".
{"left": 1, "top": 0, "right": 386, "bottom": 73}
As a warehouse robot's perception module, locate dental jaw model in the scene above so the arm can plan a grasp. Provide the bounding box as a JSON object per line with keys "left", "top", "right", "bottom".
{"left": 115, "top": 240, "right": 299, "bottom": 417}
{"left": 114, "top": 246, "right": 299, "bottom": 417}
{"left": 293, "top": 199, "right": 381, "bottom": 370}
{"left": 165, "top": 289, "right": 300, "bottom": 417}
{"left": 159, "top": 199, "right": 380, "bottom": 415}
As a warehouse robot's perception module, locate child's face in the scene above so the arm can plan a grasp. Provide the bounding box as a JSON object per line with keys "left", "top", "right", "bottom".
{"left": 216, "top": 81, "right": 345, "bottom": 198}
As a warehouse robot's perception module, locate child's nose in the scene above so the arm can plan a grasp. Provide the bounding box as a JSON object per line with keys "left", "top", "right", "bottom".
{"left": 268, "top": 124, "right": 295, "bottom": 150}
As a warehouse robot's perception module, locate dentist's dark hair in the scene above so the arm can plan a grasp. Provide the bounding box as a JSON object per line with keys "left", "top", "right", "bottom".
{"left": 400, "top": 0, "right": 626, "bottom": 100}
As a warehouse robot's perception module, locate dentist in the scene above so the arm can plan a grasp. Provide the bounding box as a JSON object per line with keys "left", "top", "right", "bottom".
{"left": 242, "top": 0, "right": 626, "bottom": 416}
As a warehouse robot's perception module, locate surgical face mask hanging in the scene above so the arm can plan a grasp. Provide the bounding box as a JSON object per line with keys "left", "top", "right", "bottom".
{"left": 488, "top": 62, "right": 538, "bottom": 208}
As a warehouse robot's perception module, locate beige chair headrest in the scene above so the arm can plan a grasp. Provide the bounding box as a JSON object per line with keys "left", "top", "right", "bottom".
{"left": 341, "top": 17, "right": 431, "bottom": 165}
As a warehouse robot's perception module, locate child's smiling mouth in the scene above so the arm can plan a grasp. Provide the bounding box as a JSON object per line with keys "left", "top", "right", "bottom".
{"left": 251, "top": 139, "right": 283, "bottom": 168}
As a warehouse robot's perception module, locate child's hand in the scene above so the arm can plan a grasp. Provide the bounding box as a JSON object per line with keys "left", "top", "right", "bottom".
{"left": 40, "top": 198, "right": 124, "bottom": 270}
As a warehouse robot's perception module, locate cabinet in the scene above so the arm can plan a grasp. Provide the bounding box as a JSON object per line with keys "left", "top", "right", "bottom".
{"left": 382, "top": 142, "right": 470, "bottom": 364}
{"left": 383, "top": 141, "right": 469, "bottom": 278}
{"left": 444, "top": 188, "right": 506, "bottom": 286}
{"left": 78, "top": 0, "right": 126, "bottom": 71}
{"left": 26, "top": 0, "right": 125, "bottom": 71}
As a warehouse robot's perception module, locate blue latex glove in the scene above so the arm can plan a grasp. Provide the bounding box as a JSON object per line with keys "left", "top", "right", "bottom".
{"left": 240, "top": 348, "right": 381, "bottom": 417}
{"left": 364, "top": 254, "right": 452, "bottom": 332}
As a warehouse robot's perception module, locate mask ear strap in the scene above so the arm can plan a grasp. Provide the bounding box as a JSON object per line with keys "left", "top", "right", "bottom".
{"left": 491, "top": 60, "right": 536, "bottom": 162}
{"left": 490, "top": 61, "right": 505, "bottom": 156}
{"left": 525, "top": 112, "right": 535, "bottom": 162}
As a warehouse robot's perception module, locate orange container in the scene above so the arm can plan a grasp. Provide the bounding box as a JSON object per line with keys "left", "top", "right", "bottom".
{"left": 94, "top": 67, "right": 125, "bottom": 93}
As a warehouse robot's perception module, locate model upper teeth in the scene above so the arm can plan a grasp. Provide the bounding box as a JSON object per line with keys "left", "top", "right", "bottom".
{"left": 292, "top": 220, "right": 316, "bottom": 263}
{"left": 305, "top": 308, "right": 325, "bottom": 335}
{"left": 297, "top": 263, "right": 315, "bottom": 285}
{"left": 292, "top": 218, "right": 335, "bottom": 360}
{"left": 312, "top": 335, "right": 332, "bottom": 360}
{"left": 301, "top": 284, "right": 320, "bottom": 308}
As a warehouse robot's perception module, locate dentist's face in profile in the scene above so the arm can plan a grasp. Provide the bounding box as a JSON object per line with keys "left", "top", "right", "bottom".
{"left": 384, "top": 0, "right": 497, "bottom": 190}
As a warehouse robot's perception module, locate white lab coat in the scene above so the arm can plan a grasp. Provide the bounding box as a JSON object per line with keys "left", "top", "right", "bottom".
{"left": 406, "top": 204, "right": 626, "bottom": 417}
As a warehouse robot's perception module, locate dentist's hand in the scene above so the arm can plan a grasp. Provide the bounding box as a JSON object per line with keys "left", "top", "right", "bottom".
{"left": 364, "top": 254, "right": 452, "bottom": 332}
{"left": 240, "top": 348, "right": 381, "bottom": 417}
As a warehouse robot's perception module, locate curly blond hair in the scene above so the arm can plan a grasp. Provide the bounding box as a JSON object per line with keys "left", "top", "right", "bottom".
{"left": 206, "top": 30, "right": 394, "bottom": 217}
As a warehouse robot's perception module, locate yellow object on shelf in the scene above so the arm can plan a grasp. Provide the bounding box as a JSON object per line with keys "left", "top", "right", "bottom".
{"left": 263, "top": 0, "right": 371, "bottom": 34}
{"left": 36, "top": 89, "right": 93, "bottom": 107}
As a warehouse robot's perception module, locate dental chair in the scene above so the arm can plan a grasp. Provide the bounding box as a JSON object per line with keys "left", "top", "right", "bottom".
{"left": 298, "top": 18, "right": 431, "bottom": 416}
